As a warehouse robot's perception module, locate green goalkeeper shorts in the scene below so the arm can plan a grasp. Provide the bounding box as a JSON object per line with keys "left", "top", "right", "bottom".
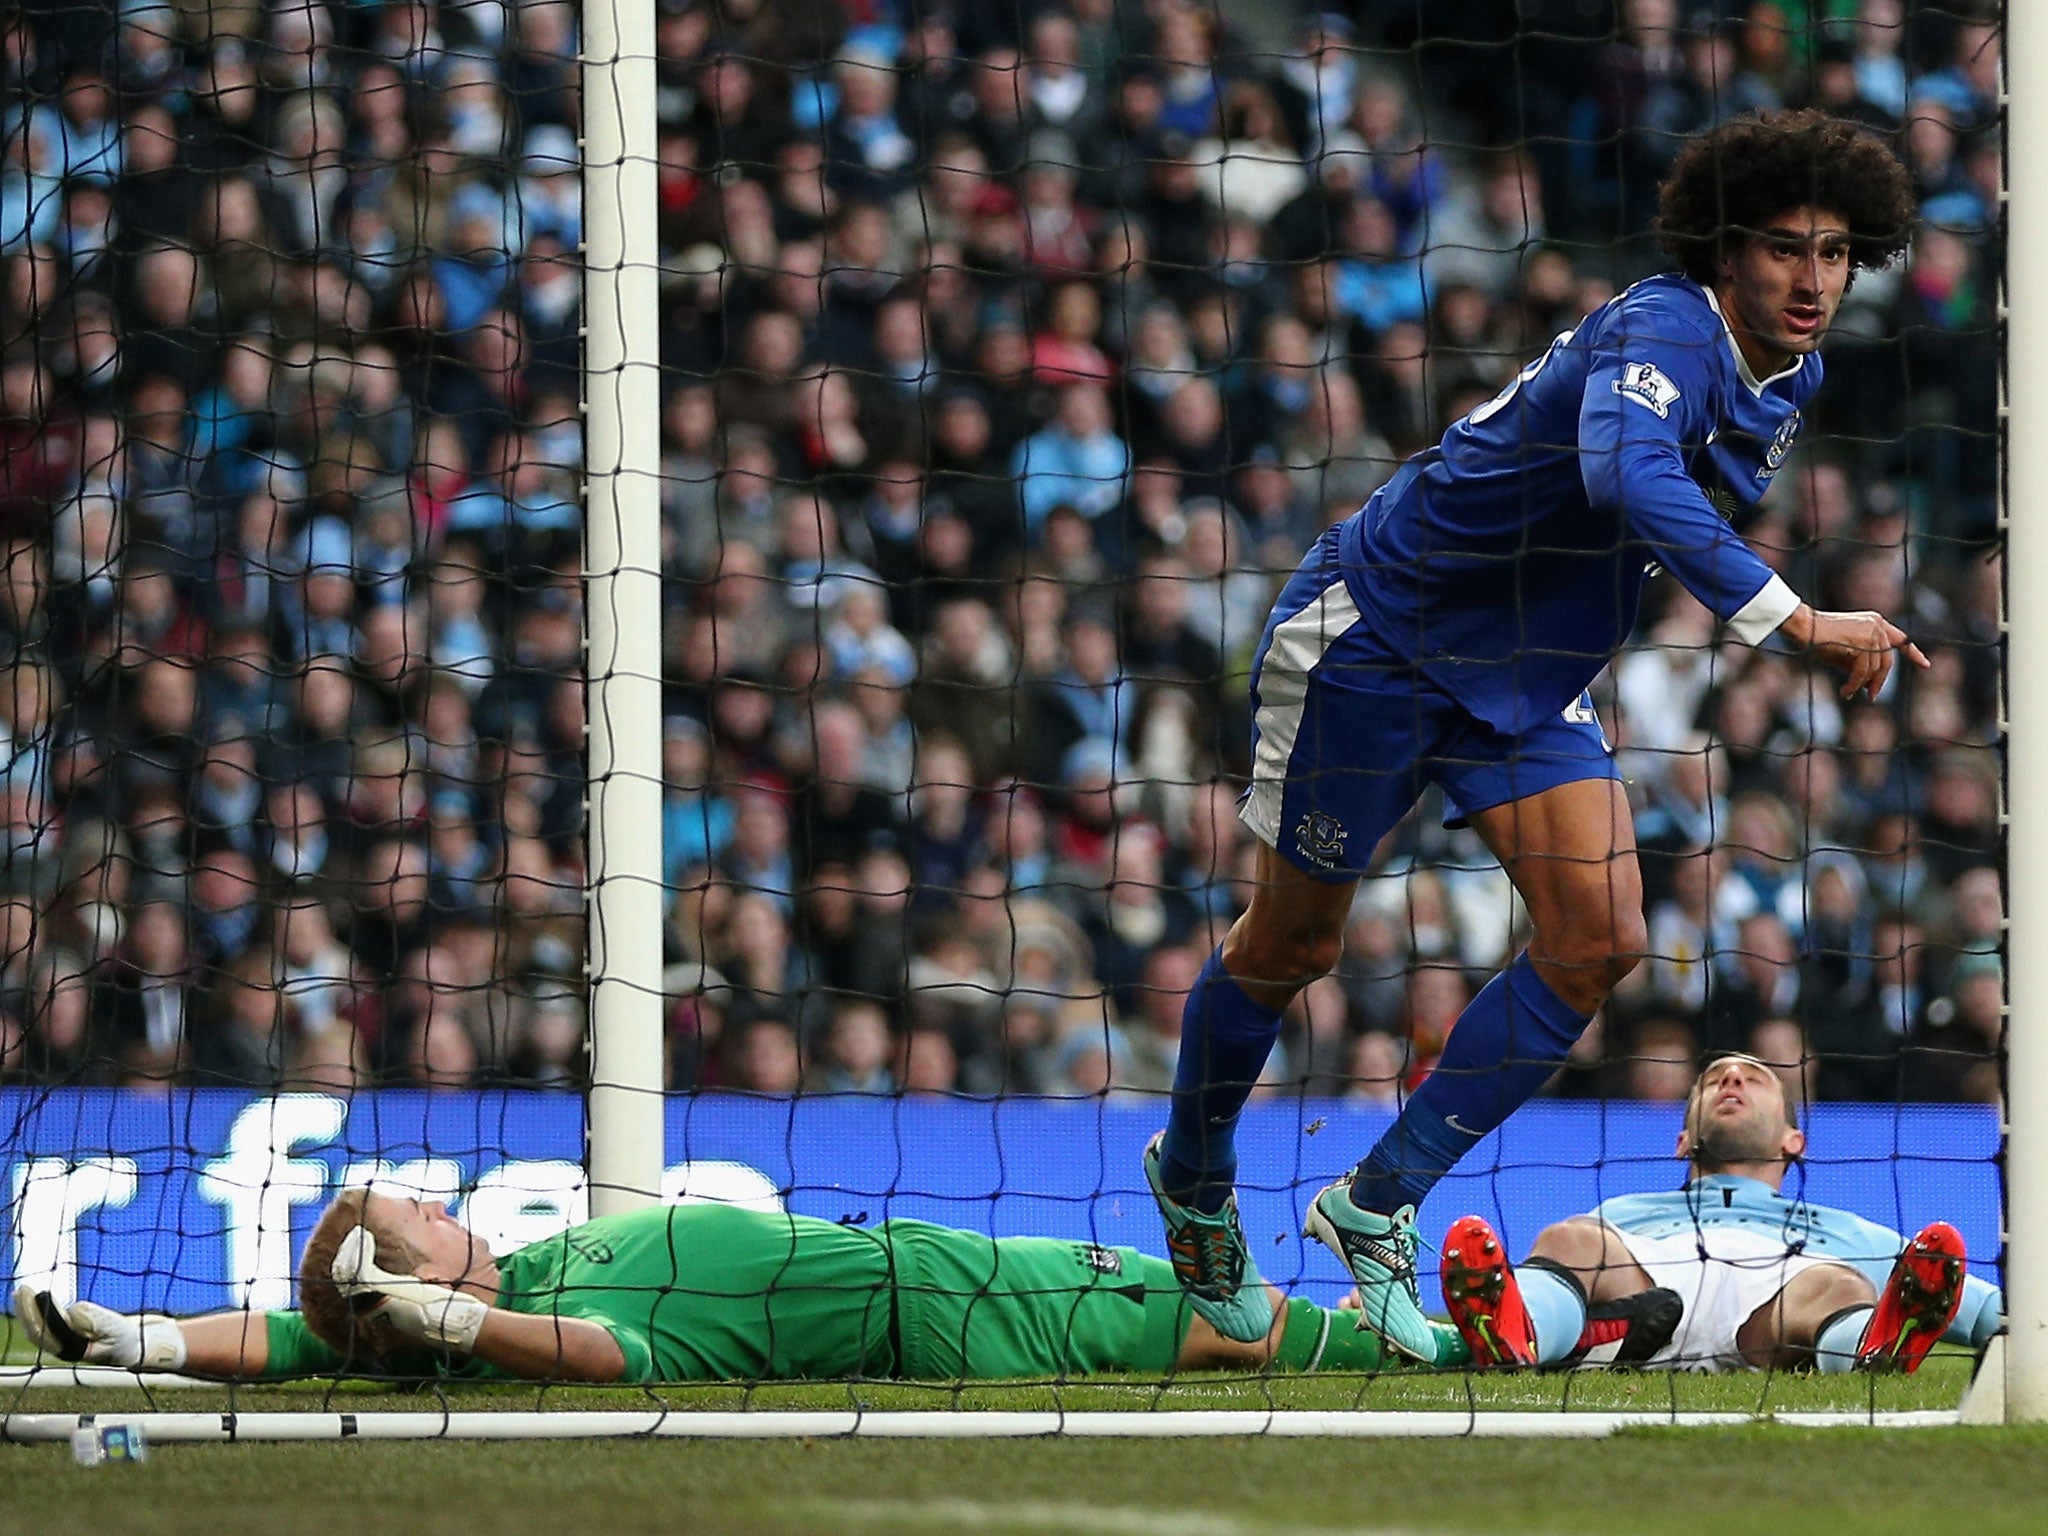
{"left": 876, "top": 1219, "right": 1194, "bottom": 1380}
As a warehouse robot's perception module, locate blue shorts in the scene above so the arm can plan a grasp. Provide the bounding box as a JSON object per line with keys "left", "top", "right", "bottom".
{"left": 1241, "top": 529, "right": 1621, "bottom": 884}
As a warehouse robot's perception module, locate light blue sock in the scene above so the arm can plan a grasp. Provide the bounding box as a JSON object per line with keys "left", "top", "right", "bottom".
{"left": 1520, "top": 1264, "right": 1590, "bottom": 1366}
{"left": 1815, "top": 1306, "right": 1872, "bottom": 1373}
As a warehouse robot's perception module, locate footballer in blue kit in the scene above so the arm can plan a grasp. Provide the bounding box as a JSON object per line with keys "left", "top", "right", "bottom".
{"left": 1144, "top": 109, "right": 1931, "bottom": 1361}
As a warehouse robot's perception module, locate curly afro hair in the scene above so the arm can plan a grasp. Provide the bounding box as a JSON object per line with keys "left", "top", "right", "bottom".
{"left": 1655, "top": 109, "right": 1916, "bottom": 283}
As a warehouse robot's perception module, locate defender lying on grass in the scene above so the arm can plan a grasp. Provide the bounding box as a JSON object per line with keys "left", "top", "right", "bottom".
{"left": 1436, "top": 1054, "right": 2003, "bottom": 1373}
{"left": 12, "top": 1193, "right": 1469, "bottom": 1384}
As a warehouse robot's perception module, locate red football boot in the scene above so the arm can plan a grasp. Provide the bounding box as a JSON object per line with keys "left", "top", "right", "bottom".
{"left": 1440, "top": 1214, "right": 1537, "bottom": 1369}
{"left": 1856, "top": 1220, "right": 1968, "bottom": 1374}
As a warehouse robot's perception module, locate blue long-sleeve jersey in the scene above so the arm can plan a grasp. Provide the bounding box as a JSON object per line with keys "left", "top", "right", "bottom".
{"left": 1593, "top": 1174, "right": 2003, "bottom": 1349}
{"left": 1336, "top": 273, "right": 1807, "bottom": 733}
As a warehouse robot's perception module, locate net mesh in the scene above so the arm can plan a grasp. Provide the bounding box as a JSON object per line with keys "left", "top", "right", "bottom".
{"left": 0, "top": 0, "right": 2006, "bottom": 1411}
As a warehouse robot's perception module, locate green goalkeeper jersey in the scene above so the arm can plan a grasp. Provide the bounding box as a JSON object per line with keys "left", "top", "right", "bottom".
{"left": 262, "top": 1204, "right": 1194, "bottom": 1383}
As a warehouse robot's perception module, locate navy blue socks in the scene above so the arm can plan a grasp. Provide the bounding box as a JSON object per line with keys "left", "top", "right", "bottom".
{"left": 1349, "top": 952, "right": 1591, "bottom": 1214}
{"left": 1157, "top": 946, "right": 1285, "bottom": 1214}
{"left": 1161, "top": 946, "right": 1591, "bottom": 1221}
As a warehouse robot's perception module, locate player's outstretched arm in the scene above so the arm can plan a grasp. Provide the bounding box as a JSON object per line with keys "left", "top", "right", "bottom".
{"left": 1778, "top": 603, "right": 1931, "bottom": 701}
{"left": 178, "top": 1310, "right": 272, "bottom": 1375}
{"left": 12, "top": 1282, "right": 273, "bottom": 1378}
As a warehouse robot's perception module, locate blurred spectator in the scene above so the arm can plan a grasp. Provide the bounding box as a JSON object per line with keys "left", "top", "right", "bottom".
{"left": 814, "top": 997, "right": 895, "bottom": 1094}
{"left": 1747, "top": 1016, "right": 1812, "bottom": 1110}
{"left": 1907, "top": 950, "right": 2000, "bottom": 1104}
{"left": 1625, "top": 1018, "right": 1702, "bottom": 1102}
{"left": 1645, "top": 846, "right": 1716, "bottom": 1019}
{"left": 1012, "top": 382, "right": 1129, "bottom": 539}
{"left": 1053, "top": 1019, "right": 1134, "bottom": 1099}
{"left": 1345, "top": 1030, "right": 1408, "bottom": 1107}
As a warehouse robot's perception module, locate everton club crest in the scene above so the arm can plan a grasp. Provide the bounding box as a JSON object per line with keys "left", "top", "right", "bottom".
{"left": 1756, "top": 409, "right": 1802, "bottom": 481}
{"left": 1295, "top": 809, "right": 1349, "bottom": 868}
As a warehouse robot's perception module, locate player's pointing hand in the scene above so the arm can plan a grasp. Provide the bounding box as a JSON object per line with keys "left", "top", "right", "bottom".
{"left": 1781, "top": 604, "right": 1931, "bottom": 702}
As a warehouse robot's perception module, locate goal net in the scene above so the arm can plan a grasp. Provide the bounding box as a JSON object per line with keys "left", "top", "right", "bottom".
{"left": 0, "top": 0, "right": 2006, "bottom": 1427}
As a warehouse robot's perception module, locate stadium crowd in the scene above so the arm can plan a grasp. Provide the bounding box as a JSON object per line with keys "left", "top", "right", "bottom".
{"left": 0, "top": 0, "right": 2004, "bottom": 1108}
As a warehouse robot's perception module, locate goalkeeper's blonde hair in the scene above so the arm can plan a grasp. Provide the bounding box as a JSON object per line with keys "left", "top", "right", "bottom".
{"left": 298, "top": 1188, "right": 425, "bottom": 1362}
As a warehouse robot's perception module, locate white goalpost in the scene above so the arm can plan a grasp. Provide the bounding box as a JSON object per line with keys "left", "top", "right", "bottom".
{"left": 581, "top": 0, "right": 667, "bottom": 1216}
{"left": 1998, "top": 0, "right": 2045, "bottom": 1426}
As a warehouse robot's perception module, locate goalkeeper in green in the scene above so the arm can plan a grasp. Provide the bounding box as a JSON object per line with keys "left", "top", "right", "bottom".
{"left": 13, "top": 1190, "right": 1467, "bottom": 1383}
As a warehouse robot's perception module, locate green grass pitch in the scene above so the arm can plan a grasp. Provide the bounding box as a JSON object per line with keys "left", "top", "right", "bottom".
{"left": 5, "top": 1321, "right": 2046, "bottom": 1536}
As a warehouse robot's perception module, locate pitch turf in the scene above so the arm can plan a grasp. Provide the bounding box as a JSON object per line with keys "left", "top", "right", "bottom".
{"left": 4, "top": 1420, "right": 2048, "bottom": 1536}
{"left": 4, "top": 1321, "right": 2044, "bottom": 1536}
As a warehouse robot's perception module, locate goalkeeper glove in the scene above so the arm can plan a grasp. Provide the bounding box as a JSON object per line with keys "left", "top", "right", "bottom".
{"left": 12, "top": 1283, "right": 188, "bottom": 1371}
{"left": 330, "top": 1226, "right": 489, "bottom": 1353}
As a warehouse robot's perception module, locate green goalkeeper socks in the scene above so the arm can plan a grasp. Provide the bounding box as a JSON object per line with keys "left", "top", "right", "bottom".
{"left": 1272, "top": 1297, "right": 1472, "bottom": 1372}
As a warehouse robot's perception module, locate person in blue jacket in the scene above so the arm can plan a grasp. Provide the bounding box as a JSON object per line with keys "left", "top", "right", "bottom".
{"left": 1143, "top": 109, "right": 1929, "bottom": 1362}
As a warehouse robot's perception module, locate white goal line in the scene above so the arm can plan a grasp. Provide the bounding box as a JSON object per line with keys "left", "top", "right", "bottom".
{"left": 0, "top": 1409, "right": 1961, "bottom": 1443}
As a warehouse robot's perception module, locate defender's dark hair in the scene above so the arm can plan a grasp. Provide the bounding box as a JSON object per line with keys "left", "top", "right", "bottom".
{"left": 1655, "top": 109, "right": 1916, "bottom": 283}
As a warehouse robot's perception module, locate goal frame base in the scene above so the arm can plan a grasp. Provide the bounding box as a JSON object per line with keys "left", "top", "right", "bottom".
{"left": 0, "top": 1408, "right": 1964, "bottom": 1443}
